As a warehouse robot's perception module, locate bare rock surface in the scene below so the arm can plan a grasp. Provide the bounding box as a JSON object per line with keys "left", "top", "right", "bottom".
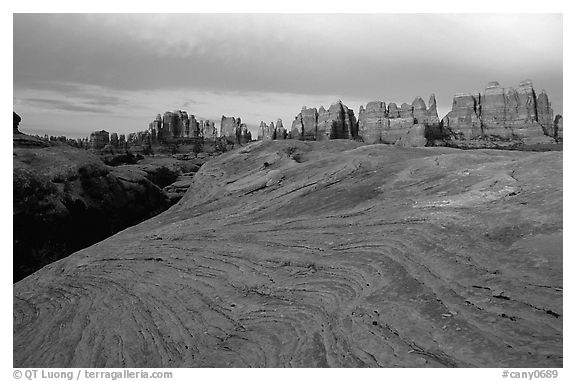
{"left": 14, "top": 140, "right": 562, "bottom": 368}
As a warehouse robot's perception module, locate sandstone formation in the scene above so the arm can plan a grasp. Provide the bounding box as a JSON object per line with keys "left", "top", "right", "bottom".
{"left": 119, "top": 134, "right": 127, "bottom": 149}
{"left": 202, "top": 120, "right": 217, "bottom": 141}
{"left": 14, "top": 140, "right": 562, "bottom": 367}
{"left": 554, "top": 115, "right": 563, "bottom": 140}
{"left": 221, "top": 116, "right": 242, "bottom": 143}
{"left": 290, "top": 111, "right": 305, "bottom": 139}
{"left": 258, "top": 121, "right": 276, "bottom": 140}
{"left": 89, "top": 130, "right": 110, "bottom": 149}
{"left": 301, "top": 107, "right": 319, "bottom": 140}
{"left": 258, "top": 119, "right": 288, "bottom": 141}
{"left": 317, "top": 101, "right": 358, "bottom": 140}
{"left": 357, "top": 101, "right": 387, "bottom": 144}
{"left": 442, "top": 80, "right": 556, "bottom": 146}
{"left": 258, "top": 121, "right": 266, "bottom": 140}
{"left": 110, "top": 133, "right": 119, "bottom": 148}
{"left": 238, "top": 123, "right": 252, "bottom": 145}
{"left": 276, "top": 119, "right": 287, "bottom": 140}
{"left": 536, "top": 92, "right": 554, "bottom": 137}
{"left": 148, "top": 111, "right": 207, "bottom": 143}
{"left": 357, "top": 95, "right": 441, "bottom": 147}
{"left": 291, "top": 102, "right": 357, "bottom": 141}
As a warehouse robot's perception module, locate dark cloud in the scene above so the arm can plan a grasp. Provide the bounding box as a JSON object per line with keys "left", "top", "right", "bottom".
{"left": 13, "top": 14, "right": 563, "bottom": 137}
{"left": 23, "top": 98, "right": 111, "bottom": 113}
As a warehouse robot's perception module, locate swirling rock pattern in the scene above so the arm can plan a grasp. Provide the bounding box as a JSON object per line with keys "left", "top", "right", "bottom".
{"left": 14, "top": 140, "right": 562, "bottom": 368}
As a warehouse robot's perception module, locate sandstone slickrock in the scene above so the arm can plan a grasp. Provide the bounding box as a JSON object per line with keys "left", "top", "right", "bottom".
{"left": 14, "top": 140, "right": 562, "bottom": 368}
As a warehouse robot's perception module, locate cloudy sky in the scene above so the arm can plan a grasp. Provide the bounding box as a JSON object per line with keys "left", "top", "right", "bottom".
{"left": 13, "top": 13, "right": 563, "bottom": 138}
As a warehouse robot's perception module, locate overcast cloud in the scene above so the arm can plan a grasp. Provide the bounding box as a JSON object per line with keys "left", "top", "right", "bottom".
{"left": 13, "top": 13, "right": 563, "bottom": 138}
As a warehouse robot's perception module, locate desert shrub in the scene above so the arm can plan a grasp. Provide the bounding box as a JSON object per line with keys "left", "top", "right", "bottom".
{"left": 78, "top": 162, "right": 109, "bottom": 180}
{"left": 13, "top": 168, "right": 58, "bottom": 207}
{"left": 101, "top": 152, "right": 143, "bottom": 166}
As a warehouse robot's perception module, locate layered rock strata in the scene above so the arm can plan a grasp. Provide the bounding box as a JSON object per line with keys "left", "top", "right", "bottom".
{"left": 291, "top": 101, "right": 357, "bottom": 141}
{"left": 357, "top": 95, "right": 441, "bottom": 147}
{"left": 442, "top": 80, "right": 556, "bottom": 146}
{"left": 258, "top": 119, "right": 288, "bottom": 141}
